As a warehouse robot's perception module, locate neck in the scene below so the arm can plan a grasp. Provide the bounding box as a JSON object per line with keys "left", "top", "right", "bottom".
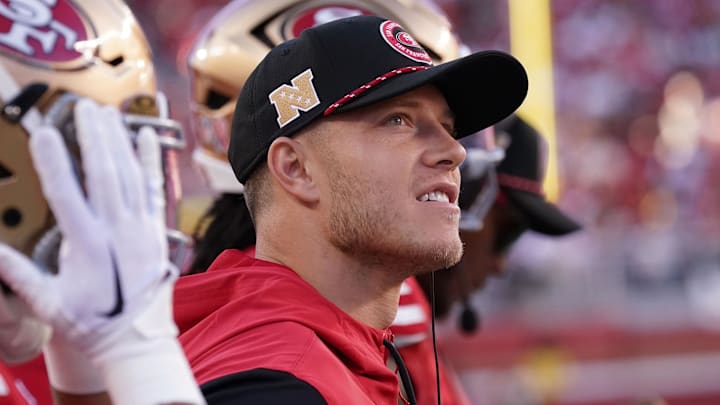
{"left": 301, "top": 261, "right": 403, "bottom": 329}
{"left": 255, "top": 230, "right": 404, "bottom": 330}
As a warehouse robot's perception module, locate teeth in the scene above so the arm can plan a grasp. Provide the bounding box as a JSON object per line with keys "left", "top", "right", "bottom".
{"left": 419, "top": 191, "right": 450, "bottom": 202}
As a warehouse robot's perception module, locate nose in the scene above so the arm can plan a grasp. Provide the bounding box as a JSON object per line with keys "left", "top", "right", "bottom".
{"left": 423, "top": 125, "right": 466, "bottom": 170}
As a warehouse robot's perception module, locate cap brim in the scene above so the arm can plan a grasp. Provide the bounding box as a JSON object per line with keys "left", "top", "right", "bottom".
{"left": 335, "top": 50, "right": 528, "bottom": 137}
{"left": 505, "top": 189, "right": 582, "bottom": 236}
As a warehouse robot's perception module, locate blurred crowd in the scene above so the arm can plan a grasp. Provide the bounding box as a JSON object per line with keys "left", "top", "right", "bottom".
{"left": 468, "top": 0, "right": 720, "bottom": 332}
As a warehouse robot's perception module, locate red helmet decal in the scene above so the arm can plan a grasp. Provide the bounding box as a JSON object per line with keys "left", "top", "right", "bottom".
{"left": 379, "top": 20, "right": 431, "bottom": 64}
{"left": 288, "top": 5, "right": 375, "bottom": 39}
{"left": 0, "top": 0, "right": 91, "bottom": 64}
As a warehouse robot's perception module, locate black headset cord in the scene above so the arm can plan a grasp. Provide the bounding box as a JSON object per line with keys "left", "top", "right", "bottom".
{"left": 430, "top": 271, "right": 441, "bottom": 405}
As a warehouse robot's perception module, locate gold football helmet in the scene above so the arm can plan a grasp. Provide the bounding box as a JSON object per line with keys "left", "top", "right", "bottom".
{"left": 0, "top": 0, "right": 186, "bottom": 266}
{"left": 188, "top": 0, "right": 462, "bottom": 193}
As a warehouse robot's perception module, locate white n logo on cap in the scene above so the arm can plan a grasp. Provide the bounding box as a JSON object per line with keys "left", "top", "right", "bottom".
{"left": 269, "top": 68, "right": 320, "bottom": 128}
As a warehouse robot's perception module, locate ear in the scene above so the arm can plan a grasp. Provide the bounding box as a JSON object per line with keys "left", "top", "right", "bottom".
{"left": 266, "top": 137, "right": 320, "bottom": 203}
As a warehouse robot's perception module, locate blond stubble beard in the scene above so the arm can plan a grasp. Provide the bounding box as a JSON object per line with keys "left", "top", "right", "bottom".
{"left": 326, "top": 162, "right": 463, "bottom": 279}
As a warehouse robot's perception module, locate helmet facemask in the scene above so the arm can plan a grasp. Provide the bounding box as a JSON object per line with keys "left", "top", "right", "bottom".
{"left": 1, "top": 83, "right": 190, "bottom": 272}
{"left": 458, "top": 127, "right": 506, "bottom": 231}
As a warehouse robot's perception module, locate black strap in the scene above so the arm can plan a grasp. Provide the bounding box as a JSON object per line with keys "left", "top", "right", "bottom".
{"left": 2, "top": 83, "right": 47, "bottom": 123}
{"left": 383, "top": 338, "right": 417, "bottom": 405}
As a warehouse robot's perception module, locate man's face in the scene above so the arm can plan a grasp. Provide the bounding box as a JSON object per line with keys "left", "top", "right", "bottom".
{"left": 305, "top": 85, "right": 466, "bottom": 278}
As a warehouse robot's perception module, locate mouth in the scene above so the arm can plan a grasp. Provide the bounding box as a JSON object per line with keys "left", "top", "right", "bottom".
{"left": 416, "top": 184, "right": 459, "bottom": 205}
{"left": 418, "top": 191, "right": 450, "bottom": 203}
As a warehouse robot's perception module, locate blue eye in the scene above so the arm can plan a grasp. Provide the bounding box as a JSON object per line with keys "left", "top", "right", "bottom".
{"left": 387, "top": 115, "right": 405, "bottom": 126}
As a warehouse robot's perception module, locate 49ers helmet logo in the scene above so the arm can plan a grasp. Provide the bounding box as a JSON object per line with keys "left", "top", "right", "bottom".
{"left": 0, "top": 0, "right": 91, "bottom": 65}
{"left": 379, "top": 20, "right": 431, "bottom": 65}
{"left": 286, "top": 5, "right": 375, "bottom": 39}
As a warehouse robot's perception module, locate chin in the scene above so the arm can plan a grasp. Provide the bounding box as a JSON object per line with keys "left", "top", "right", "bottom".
{"left": 414, "top": 238, "right": 463, "bottom": 273}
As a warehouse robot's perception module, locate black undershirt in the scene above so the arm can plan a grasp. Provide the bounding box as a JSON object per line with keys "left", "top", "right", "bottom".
{"left": 200, "top": 368, "right": 327, "bottom": 404}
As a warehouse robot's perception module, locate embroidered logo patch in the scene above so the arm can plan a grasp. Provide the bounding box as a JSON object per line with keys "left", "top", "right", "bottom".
{"left": 379, "top": 20, "right": 431, "bottom": 65}
{"left": 0, "top": 0, "right": 93, "bottom": 67}
{"left": 269, "top": 68, "right": 320, "bottom": 128}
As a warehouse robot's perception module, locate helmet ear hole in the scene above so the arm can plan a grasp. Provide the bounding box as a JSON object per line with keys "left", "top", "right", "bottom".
{"left": 2, "top": 207, "right": 22, "bottom": 228}
{"left": 105, "top": 55, "right": 125, "bottom": 67}
{"left": 205, "top": 89, "right": 231, "bottom": 110}
{"left": 0, "top": 163, "right": 11, "bottom": 180}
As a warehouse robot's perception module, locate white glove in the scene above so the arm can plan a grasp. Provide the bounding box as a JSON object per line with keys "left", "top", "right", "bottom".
{"left": 0, "top": 290, "right": 51, "bottom": 364}
{"left": 0, "top": 99, "right": 205, "bottom": 405}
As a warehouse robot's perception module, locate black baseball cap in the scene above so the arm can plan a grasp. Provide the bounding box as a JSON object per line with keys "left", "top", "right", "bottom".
{"left": 495, "top": 115, "right": 581, "bottom": 236}
{"left": 228, "top": 15, "right": 528, "bottom": 183}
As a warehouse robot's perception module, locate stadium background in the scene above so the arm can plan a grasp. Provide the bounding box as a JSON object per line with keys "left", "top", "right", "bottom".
{"left": 125, "top": 1, "right": 720, "bottom": 403}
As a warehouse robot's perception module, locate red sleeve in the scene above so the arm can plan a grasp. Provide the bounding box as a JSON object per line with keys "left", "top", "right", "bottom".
{"left": 391, "top": 277, "right": 432, "bottom": 346}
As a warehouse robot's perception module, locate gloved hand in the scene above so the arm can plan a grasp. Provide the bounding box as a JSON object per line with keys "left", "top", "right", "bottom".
{"left": 0, "top": 290, "right": 51, "bottom": 364}
{"left": 0, "top": 98, "right": 205, "bottom": 405}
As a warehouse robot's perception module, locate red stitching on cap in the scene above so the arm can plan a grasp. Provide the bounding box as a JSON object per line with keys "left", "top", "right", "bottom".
{"left": 497, "top": 173, "right": 544, "bottom": 196}
{"left": 323, "top": 66, "right": 430, "bottom": 116}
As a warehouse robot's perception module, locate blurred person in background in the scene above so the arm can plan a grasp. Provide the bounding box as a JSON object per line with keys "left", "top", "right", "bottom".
{"left": 414, "top": 114, "right": 582, "bottom": 329}
{"left": 0, "top": 0, "right": 202, "bottom": 404}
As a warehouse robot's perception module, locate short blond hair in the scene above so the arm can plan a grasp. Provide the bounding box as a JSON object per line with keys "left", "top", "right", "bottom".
{"left": 242, "top": 164, "right": 271, "bottom": 226}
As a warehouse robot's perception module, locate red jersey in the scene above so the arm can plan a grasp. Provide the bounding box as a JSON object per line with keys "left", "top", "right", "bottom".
{"left": 391, "top": 277, "right": 471, "bottom": 405}
{"left": 173, "top": 248, "right": 400, "bottom": 404}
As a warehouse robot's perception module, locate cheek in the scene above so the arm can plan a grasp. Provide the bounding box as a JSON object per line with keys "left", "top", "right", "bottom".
{"left": 363, "top": 160, "right": 411, "bottom": 197}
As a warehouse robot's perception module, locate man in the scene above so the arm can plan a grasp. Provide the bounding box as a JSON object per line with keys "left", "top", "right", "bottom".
{"left": 174, "top": 14, "right": 527, "bottom": 403}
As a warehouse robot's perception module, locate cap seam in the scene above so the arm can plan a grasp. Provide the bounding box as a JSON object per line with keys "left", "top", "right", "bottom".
{"left": 307, "top": 27, "right": 333, "bottom": 104}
